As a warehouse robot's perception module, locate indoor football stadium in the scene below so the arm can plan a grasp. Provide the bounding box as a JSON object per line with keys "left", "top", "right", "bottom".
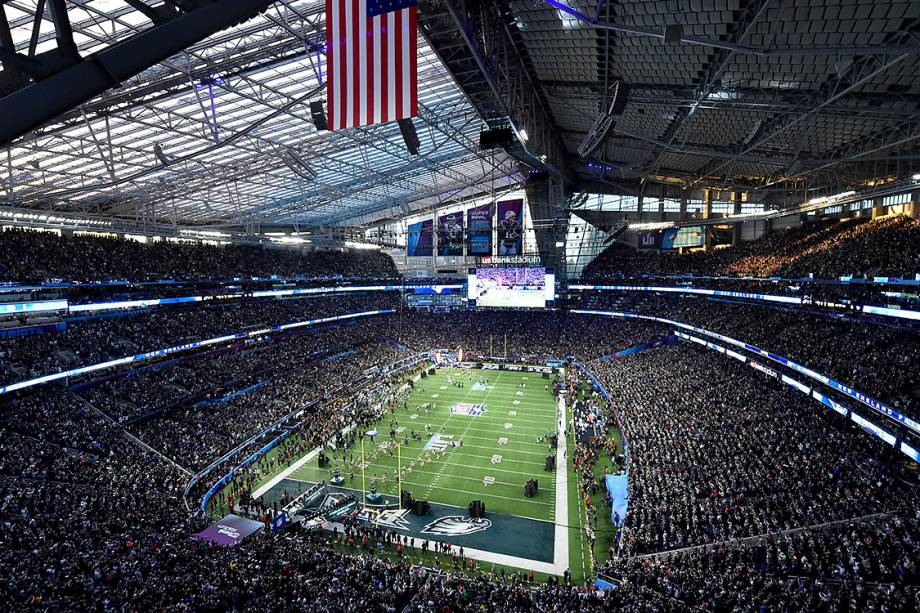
{"left": 0, "top": 0, "right": 919, "bottom": 610}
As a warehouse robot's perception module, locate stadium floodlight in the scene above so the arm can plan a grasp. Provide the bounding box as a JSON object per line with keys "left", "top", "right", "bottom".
{"left": 808, "top": 190, "right": 855, "bottom": 207}
{"left": 628, "top": 221, "right": 673, "bottom": 230}
{"left": 912, "top": 173, "right": 920, "bottom": 180}
{"left": 577, "top": 80, "right": 629, "bottom": 158}
{"left": 179, "top": 229, "right": 231, "bottom": 238}
{"left": 270, "top": 236, "right": 310, "bottom": 244}
{"left": 344, "top": 241, "right": 381, "bottom": 250}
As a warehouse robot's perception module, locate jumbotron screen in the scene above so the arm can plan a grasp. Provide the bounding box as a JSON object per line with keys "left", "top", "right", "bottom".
{"left": 468, "top": 266, "right": 554, "bottom": 308}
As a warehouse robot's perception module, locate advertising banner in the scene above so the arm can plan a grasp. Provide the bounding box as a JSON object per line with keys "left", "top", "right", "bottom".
{"left": 496, "top": 199, "right": 524, "bottom": 256}
{"left": 193, "top": 514, "right": 264, "bottom": 546}
{"left": 466, "top": 203, "right": 492, "bottom": 255}
{"left": 437, "top": 211, "right": 465, "bottom": 256}
{"left": 637, "top": 231, "right": 661, "bottom": 250}
{"left": 407, "top": 219, "right": 433, "bottom": 256}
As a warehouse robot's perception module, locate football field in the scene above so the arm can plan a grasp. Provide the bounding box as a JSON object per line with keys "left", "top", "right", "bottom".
{"left": 285, "top": 367, "right": 559, "bottom": 522}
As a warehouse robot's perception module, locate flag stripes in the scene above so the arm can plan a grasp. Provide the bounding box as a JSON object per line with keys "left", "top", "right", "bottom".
{"left": 326, "top": 0, "right": 418, "bottom": 130}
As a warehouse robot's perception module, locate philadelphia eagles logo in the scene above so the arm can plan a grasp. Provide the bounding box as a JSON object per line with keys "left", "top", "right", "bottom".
{"left": 319, "top": 492, "right": 349, "bottom": 511}
{"left": 421, "top": 516, "right": 491, "bottom": 536}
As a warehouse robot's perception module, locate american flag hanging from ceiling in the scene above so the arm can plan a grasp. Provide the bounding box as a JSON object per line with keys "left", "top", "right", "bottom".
{"left": 325, "top": 0, "right": 419, "bottom": 130}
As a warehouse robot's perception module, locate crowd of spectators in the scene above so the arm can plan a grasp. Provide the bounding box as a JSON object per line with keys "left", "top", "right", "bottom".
{"left": 579, "top": 344, "right": 919, "bottom": 610}
{"left": 133, "top": 341, "right": 409, "bottom": 471}
{"left": 583, "top": 215, "right": 920, "bottom": 279}
{"left": 572, "top": 292, "right": 920, "bottom": 421}
{"left": 0, "top": 292, "right": 399, "bottom": 383}
{"left": 397, "top": 310, "right": 656, "bottom": 362}
{"left": 591, "top": 345, "right": 907, "bottom": 556}
{"left": 217, "top": 366, "right": 428, "bottom": 518}
{"left": 0, "top": 228, "right": 398, "bottom": 283}
{"left": 607, "top": 512, "right": 919, "bottom": 611}
{"left": 1, "top": 289, "right": 918, "bottom": 608}
{"left": 78, "top": 322, "right": 390, "bottom": 423}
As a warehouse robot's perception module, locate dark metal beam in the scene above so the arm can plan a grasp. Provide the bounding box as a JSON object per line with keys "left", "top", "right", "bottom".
{"left": 419, "top": 0, "right": 570, "bottom": 177}
{"left": 0, "top": 0, "right": 275, "bottom": 147}
{"left": 47, "top": 0, "right": 80, "bottom": 60}
{"left": 0, "top": 6, "right": 40, "bottom": 85}
{"left": 122, "top": 0, "right": 170, "bottom": 25}
{"left": 0, "top": 7, "right": 17, "bottom": 75}
{"left": 27, "top": 0, "right": 46, "bottom": 58}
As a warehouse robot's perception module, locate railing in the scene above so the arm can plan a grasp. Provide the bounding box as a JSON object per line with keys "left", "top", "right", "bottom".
{"left": 632, "top": 511, "right": 895, "bottom": 561}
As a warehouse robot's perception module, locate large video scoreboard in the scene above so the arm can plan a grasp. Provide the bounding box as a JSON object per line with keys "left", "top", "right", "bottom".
{"left": 467, "top": 266, "right": 555, "bottom": 308}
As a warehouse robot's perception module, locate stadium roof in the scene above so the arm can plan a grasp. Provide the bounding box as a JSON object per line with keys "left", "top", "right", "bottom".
{"left": 1, "top": 0, "right": 920, "bottom": 237}
{"left": 0, "top": 0, "right": 521, "bottom": 234}
{"left": 489, "top": 0, "right": 920, "bottom": 189}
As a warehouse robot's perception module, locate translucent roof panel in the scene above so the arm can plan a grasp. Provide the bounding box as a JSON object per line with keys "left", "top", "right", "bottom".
{"left": 0, "top": 0, "right": 520, "bottom": 229}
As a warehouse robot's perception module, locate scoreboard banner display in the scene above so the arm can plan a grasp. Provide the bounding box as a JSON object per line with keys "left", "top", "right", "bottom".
{"left": 496, "top": 199, "right": 523, "bottom": 256}
{"left": 407, "top": 219, "right": 433, "bottom": 256}
{"left": 639, "top": 226, "right": 706, "bottom": 250}
{"left": 662, "top": 226, "right": 705, "bottom": 249}
{"left": 437, "top": 211, "right": 465, "bottom": 256}
{"left": 466, "top": 203, "right": 492, "bottom": 255}
{"left": 468, "top": 266, "right": 552, "bottom": 309}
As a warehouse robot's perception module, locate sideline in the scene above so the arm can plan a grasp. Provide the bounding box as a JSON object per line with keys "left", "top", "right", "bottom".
{"left": 252, "top": 437, "right": 340, "bottom": 499}
{"left": 553, "top": 390, "right": 569, "bottom": 574}
{"left": 326, "top": 519, "right": 562, "bottom": 575}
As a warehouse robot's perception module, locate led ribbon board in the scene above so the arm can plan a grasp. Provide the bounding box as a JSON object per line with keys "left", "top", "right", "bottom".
{"left": 69, "top": 285, "right": 461, "bottom": 314}
{"left": 569, "top": 285, "right": 920, "bottom": 321}
{"left": 0, "top": 310, "right": 395, "bottom": 395}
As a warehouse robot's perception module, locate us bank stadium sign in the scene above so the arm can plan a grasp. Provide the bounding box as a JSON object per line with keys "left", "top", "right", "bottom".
{"left": 478, "top": 255, "right": 540, "bottom": 266}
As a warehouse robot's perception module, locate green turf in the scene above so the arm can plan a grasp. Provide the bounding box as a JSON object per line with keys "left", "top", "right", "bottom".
{"left": 589, "top": 427, "right": 622, "bottom": 570}
{"left": 288, "top": 368, "right": 559, "bottom": 522}
{"left": 234, "top": 366, "right": 623, "bottom": 582}
{"left": 564, "top": 383, "right": 625, "bottom": 582}
{"left": 565, "top": 397, "right": 591, "bottom": 584}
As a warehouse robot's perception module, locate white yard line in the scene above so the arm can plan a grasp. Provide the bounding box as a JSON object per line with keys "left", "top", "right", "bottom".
{"left": 553, "top": 391, "right": 569, "bottom": 575}
{"left": 427, "top": 441, "right": 549, "bottom": 456}
{"left": 424, "top": 371, "right": 493, "bottom": 498}
{"left": 356, "top": 457, "right": 547, "bottom": 478}
{"left": 447, "top": 431, "right": 554, "bottom": 444}
{"left": 253, "top": 445, "right": 323, "bottom": 499}
{"left": 424, "top": 458, "right": 450, "bottom": 499}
